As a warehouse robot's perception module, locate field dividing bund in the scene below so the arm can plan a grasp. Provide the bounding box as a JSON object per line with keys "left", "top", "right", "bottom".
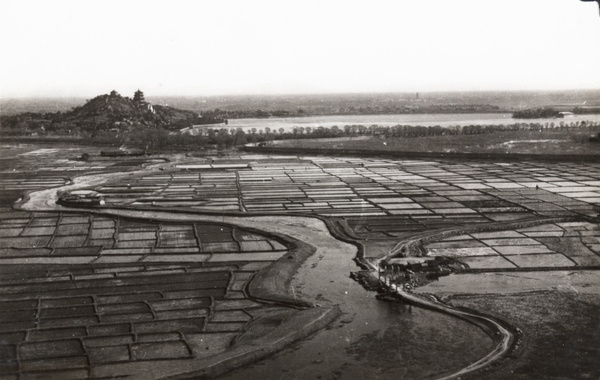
{"left": 2, "top": 144, "right": 600, "bottom": 379}
{"left": 0, "top": 147, "right": 342, "bottom": 379}
{"left": 1, "top": 208, "right": 343, "bottom": 379}
{"left": 58, "top": 156, "right": 600, "bottom": 223}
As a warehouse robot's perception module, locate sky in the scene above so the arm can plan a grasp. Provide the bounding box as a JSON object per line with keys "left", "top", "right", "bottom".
{"left": 1, "top": 0, "right": 599, "bottom": 98}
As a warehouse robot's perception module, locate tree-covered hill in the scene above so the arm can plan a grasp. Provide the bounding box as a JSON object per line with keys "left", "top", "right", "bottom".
{"left": 0, "top": 90, "right": 225, "bottom": 137}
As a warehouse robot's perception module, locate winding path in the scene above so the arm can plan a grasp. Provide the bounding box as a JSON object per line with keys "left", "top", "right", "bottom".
{"left": 365, "top": 257, "right": 515, "bottom": 380}
{"left": 388, "top": 282, "right": 513, "bottom": 379}
{"left": 19, "top": 168, "right": 514, "bottom": 380}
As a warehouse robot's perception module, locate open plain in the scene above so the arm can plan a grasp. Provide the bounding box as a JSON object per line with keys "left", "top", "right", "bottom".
{"left": 0, "top": 143, "right": 599, "bottom": 379}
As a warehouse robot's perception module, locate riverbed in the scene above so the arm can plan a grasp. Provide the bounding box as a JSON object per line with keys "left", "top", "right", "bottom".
{"left": 221, "top": 259, "right": 494, "bottom": 380}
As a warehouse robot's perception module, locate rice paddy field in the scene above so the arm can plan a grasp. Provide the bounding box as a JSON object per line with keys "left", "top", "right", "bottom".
{"left": 0, "top": 142, "right": 599, "bottom": 379}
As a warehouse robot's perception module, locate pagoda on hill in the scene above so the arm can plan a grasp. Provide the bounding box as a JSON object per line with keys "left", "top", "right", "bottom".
{"left": 133, "top": 89, "right": 146, "bottom": 105}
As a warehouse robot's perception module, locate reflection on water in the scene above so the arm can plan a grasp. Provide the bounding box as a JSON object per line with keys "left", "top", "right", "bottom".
{"left": 219, "top": 113, "right": 600, "bottom": 133}
{"left": 220, "top": 211, "right": 494, "bottom": 380}
{"left": 222, "top": 284, "right": 493, "bottom": 380}
{"left": 342, "top": 297, "right": 494, "bottom": 380}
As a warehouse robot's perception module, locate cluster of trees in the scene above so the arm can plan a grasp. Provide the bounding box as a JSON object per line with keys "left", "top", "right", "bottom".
{"left": 0, "top": 91, "right": 226, "bottom": 138}
{"left": 121, "top": 126, "right": 249, "bottom": 152}
{"left": 573, "top": 106, "right": 600, "bottom": 115}
{"left": 512, "top": 107, "right": 560, "bottom": 119}
{"left": 197, "top": 119, "right": 600, "bottom": 145}
{"left": 513, "top": 106, "right": 600, "bottom": 119}
{"left": 123, "top": 118, "right": 600, "bottom": 153}
{"left": 4, "top": 112, "right": 598, "bottom": 153}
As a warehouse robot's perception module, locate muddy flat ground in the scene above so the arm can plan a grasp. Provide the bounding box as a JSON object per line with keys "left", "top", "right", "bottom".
{"left": 0, "top": 143, "right": 599, "bottom": 379}
{"left": 269, "top": 129, "right": 600, "bottom": 155}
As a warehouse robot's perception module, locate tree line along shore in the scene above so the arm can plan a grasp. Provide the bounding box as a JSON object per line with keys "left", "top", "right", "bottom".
{"left": 3, "top": 119, "right": 599, "bottom": 155}
{"left": 3, "top": 90, "right": 599, "bottom": 153}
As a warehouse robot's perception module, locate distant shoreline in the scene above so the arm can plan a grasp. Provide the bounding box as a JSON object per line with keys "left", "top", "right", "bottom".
{"left": 3, "top": 89, "right": 600, "bottom": 116}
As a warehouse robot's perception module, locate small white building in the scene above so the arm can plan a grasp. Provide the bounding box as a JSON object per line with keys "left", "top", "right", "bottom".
{"left": 557, "top": 111, "right": 574, "bottom": 118}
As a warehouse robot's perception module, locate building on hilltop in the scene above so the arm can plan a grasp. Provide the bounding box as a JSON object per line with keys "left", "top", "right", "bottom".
{"left": 133, "top": 89, "right": 155, "bottom": 113}
{"left": 133, "top": 89, "right": 146, "bottom": 105}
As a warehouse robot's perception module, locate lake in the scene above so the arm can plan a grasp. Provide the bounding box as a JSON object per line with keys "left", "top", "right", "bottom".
{"left": 197, "top": 113, "right": 600, "bottom": 133}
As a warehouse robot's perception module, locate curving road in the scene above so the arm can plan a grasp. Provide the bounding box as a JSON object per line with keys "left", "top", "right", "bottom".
{"left": 367, "top": 258, "right": 515, "bottom": 380}
{"left": 20, "top": 168, "right": 513, "bottom": 380}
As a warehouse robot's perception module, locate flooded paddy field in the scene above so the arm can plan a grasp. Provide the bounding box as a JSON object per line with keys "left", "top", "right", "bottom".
{"left": 0, "top": 210, "right": 300, "bottom": 379}
{"left": 0, "top": 142, "right": 599, "bottom": 379}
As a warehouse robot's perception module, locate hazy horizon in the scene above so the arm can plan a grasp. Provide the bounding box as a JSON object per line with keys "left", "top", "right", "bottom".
{"left": 2, "top": 0, "right": 600, "bottom": 99}
{"left": 3, "top": 88, "right": 600, "bottom": 101}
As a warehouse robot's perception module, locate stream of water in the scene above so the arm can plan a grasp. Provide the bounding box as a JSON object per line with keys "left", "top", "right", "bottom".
{"left": 17, "top": 149, "right": 496, "bottom": 380}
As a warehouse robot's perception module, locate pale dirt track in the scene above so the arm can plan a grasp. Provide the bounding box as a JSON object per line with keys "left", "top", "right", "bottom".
{"left": 20, "top": 168, "right": 511, "bottom": 380}
{"left": 365, "top": 258, "right": 515, "bottom": 380}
